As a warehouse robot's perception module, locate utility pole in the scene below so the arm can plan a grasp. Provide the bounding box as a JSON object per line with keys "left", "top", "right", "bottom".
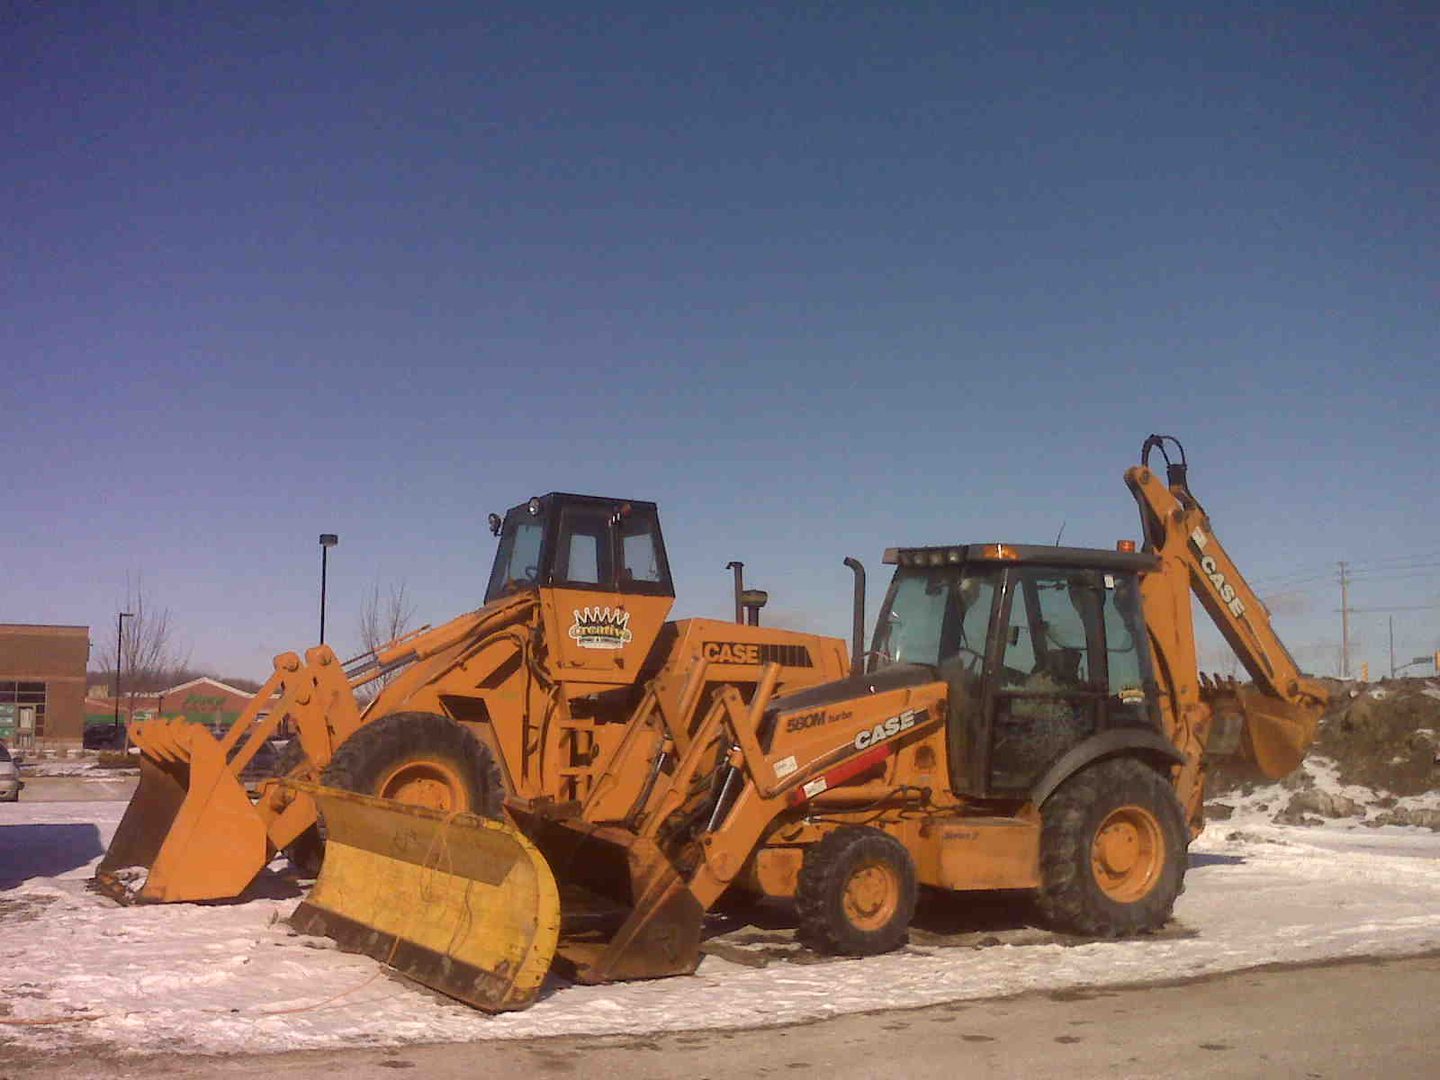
{"left": 1338, "top": 561, "right": 1350, "bottom": 679}
{"left": 1388, "top": 616, "right": 1395, "bottom": 679}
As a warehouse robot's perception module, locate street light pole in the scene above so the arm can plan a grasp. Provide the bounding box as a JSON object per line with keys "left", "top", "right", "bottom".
{"left": 113, "top": 611, "right": 133, "bottom": 734}
{"left": 319, "top": 534, "right": 339, "bottom": 643}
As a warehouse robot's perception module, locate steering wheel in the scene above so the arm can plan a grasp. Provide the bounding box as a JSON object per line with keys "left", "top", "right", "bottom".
{"left": 955, "top": 644, "right": 985, "bottom": 670}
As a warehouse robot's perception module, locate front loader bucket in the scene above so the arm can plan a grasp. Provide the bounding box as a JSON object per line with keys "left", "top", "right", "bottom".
{"left": 518, "top": 813, "right": 705, "bottom": 985}
{"left": 287, "top": 782, "right": 562, "bottom": 1012}
{"left": 95, "top": 721, "right": 269, "bottom": 903}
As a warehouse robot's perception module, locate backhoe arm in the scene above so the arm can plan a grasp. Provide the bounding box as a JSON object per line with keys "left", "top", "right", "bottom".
{"left": 1125, "top": 436, "right": 1327, "bottom": 824}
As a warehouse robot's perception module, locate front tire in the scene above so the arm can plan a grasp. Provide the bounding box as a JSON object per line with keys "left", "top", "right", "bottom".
{"left": 796, "top": 827, "right": 917, "bottom": 956}
{"left": 321, "top": 711, "right": 504, "bottom": 819}
{"left": 1035, "top": 757, "right": 1187, "bottom": 937}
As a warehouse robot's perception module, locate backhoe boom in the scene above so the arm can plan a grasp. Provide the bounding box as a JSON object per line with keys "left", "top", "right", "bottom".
{"left": 1125, "top": 434, "right": 1327, "bottom": 827}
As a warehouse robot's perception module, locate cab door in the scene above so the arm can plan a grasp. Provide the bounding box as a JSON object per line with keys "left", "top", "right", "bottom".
{"left": 983, "top": 567, "right": 1107, "bottom": 793}
{"left": 539, "top": 502, "right": 673, "bottom": 691}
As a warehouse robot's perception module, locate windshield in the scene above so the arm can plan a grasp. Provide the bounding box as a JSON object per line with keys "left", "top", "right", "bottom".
{"left": 871, "top": 566, "right": 999, "bottom": 670}
{"left": 485, "top": 507, "right": 547, "bottom": 602}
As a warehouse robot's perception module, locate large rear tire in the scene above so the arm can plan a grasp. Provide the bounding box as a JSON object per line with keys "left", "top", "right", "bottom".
{"left": 796, "top": 826, "right": 917, "bottom": 956}
{"left": 1035, "top": 757, "right": 1187, "bottom": 937}
{"left": 321, "top": 711, "right": 504, "bottom": 819}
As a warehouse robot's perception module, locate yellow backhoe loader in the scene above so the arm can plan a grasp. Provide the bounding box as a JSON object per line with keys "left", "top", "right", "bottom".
{"left": 96, "top": 437, "right": 1326, "bottom": 1013}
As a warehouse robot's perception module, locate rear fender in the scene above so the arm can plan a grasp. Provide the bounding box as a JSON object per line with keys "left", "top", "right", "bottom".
{"left": 1031, "top": 729, "right": 1185, "bottom": 807}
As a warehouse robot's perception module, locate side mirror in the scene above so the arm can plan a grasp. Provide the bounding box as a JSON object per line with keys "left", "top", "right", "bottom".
{"left": 487, "top": 513, "right": 502, "bottom": 537}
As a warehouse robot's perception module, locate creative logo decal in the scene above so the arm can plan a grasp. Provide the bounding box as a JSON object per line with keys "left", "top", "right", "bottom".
{"left": 785, "top": 708, "right": 851, "bottom": 734}
{"left": 569, "top": 607, "right": 633, "bottom": 650}
{"left": 852, "top": 707, "right": 924, "bottom": 751}
{"left": 1190, "top": 529, "right": 1246, "bottom": 617}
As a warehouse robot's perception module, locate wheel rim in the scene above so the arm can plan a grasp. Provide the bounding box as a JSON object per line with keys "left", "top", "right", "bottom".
{"left": 842, "top": 860, "right": 900, "bottom": 932}
{"left": 376, "top": 759, "right": 468, "bottom": 811}
{"left": 1091, "top": 804, "right": 1165, "bottom": 902}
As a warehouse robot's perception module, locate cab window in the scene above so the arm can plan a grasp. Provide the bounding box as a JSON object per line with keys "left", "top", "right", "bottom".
{"left": 553, "top": 507, "right": 614, "bottom": 589}
{"left": 872, "top": 567, "right": 998, "bottom": 671}
{"left": 619, "top": 510, "right": 667, "bottom": 587}
{"left": 1102, "top": 572, "right": 1155, "bottom": 727}
{"left": 990, "top": 569, "right": 1105, "bottom": 791}
{"left": 485, "top": 509, "right": 546, "bottom": 601}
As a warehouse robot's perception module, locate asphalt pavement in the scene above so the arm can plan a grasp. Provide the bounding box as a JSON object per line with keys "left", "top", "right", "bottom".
{"left": 5, "top": 953, "right": 1435, "bottom": 1079}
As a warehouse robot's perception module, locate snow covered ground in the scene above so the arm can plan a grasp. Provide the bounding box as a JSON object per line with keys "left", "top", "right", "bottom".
{"left": 2, "top": 798, "right": 1437, "bottom": 1060}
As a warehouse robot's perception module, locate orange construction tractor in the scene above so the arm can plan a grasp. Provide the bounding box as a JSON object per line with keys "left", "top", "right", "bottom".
{"left": 96, "top": 437, "right": 1326, "bottom": 1013}
{"left": 95, "top": 495, "right": 848, "bottom": 957}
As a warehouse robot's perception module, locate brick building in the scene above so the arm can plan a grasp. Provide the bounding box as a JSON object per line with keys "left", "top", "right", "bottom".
{"left": 0, "top": 624, "right": 90, "bottom": 748}
{"left": 85, "top": 676, "right": 273, "bottom": 736}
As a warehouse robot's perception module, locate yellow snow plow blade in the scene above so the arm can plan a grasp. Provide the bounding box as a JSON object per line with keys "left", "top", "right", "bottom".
{"left": 286, "top": 781, "right": 562, "bottom": 1012}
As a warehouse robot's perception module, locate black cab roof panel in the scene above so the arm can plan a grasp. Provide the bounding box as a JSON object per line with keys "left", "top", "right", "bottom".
{"left": 883, "top": 543, "right": 1159, "bottom": 573}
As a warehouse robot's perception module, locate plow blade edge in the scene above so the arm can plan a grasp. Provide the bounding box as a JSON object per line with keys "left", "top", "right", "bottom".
{"left": 287, "top": 783, "right": 561, "bottom": 1012}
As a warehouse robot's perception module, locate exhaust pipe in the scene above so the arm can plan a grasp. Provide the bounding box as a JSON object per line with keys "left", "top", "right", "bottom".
{"left": 726, "top": 561, "right": 745, "bottom": 624}
{"left": 843, "top": 557, "right": 866, "bottom": 674}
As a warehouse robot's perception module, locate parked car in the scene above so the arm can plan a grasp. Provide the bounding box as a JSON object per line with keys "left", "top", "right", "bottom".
{"left": 0, "top": 742, "right": 24, "bottom": 802}
{"left": 83, "top": 724, "right": 126, "bottom": 751}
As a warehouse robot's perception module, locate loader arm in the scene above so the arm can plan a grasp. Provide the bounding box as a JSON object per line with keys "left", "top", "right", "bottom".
{"left": 98, "top": 593, "right": 539, "bottom": 903}
{"left": 1125, "top": 435, "right": 1327, "bottom": 828}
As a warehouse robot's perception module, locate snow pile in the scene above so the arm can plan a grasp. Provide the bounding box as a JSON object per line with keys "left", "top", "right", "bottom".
{"left": 1208, "top": 677, "right": 1440, "bottom": 831}
{"left": 2, "top": 800, "right": 1438, "bottom": 1059}
{"left": 20, "top": 752, "right": 138, "bottom": 779}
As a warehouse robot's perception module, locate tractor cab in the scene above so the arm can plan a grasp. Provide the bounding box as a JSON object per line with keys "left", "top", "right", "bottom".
{"left": 485, "top": 494, "right": 676, "bottom": 689}
{"left": 870, "top": 543, "right": 1165, "bottom": 799}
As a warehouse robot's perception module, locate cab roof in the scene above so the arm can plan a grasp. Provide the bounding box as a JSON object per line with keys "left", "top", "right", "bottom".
{"left": 884, "top": 543, "right": 1159, "bottom": 573}
{"left": 514, "top": 493, "right": 660, "bottom": 513}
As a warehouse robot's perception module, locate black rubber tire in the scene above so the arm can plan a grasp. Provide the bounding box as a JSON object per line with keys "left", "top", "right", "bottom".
{"left": 271, "top": 739, "right": 325, "bottom": 878}
{"left": 796, "top": 826, "right": 918, "bottom": 956}
{"left": 1034, "top": 756, "right": 1188, "bottom": 937}
{"left": 320, "top": 711, "right": 504, "bottom": 820}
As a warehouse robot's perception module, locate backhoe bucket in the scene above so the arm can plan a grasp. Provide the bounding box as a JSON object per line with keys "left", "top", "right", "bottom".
{"left": 1234, "top": 686, "right": 1322, "bottom": 779}
{"left": 95, "top": 720, "right": 269, "bottom": 902}
{"left": 287, "top": 782, "right": 562, "bottom": 1012}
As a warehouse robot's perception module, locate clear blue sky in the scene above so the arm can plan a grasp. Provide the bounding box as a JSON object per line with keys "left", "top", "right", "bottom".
{"left": 4, "top": 2, "right": 1436, "bottom": 680}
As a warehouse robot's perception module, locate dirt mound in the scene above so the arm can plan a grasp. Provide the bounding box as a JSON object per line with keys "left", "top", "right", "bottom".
{"left": 1312, "top": 678, "right": 1440, "bottom": 796}
{"left": 1206, "top": 677, "right": 1440, "bottom": 831}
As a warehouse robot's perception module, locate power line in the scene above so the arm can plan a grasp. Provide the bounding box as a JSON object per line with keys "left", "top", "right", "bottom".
{"left": 1248, "top": 551, "right": 1440, "bottom": 588}
{"left": 1346, "top": 564, "right": 1440, "bottom": 581}
{"left": 1347, "top": 603, "right": 1440, "bottom": 613}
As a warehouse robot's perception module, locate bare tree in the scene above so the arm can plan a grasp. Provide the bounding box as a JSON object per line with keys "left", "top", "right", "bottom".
{"left": 93, "top": 574, "right": 188, "bottom": 720}
{"left": 357, "top": 580, "right": 417, "bottom": 694}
